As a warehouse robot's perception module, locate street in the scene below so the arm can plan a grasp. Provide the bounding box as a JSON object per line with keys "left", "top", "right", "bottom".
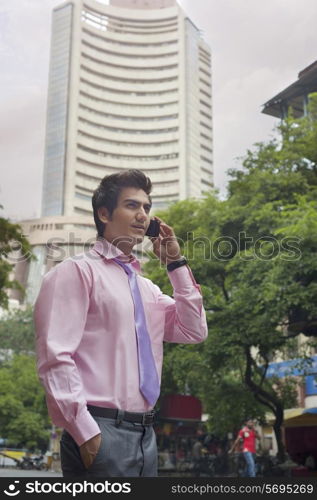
{"left": 0, "top": 467, "right": 62, "bottom": 477}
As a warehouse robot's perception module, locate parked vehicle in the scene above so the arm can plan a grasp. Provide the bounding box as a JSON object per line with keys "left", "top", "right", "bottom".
{"left": 17, "top": 456, "right": 33, "bottom": 470}
{"left": 31, "top": 454, "right": 48, "bottom": 470}
{"left": 16, "top": 453, "right": 47, "bottom": 470}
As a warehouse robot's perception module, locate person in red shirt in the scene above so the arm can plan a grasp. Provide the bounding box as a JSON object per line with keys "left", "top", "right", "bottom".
{"left": 229, "top": 419, "right": 259, "bottom": 477}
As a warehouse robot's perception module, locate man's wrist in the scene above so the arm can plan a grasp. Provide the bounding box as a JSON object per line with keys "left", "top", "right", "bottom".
{"left": 166, "top": 255, "right": 182, "bottom": 265}
{"left": 166, "top": 256, "right": 187, "bottom": 272}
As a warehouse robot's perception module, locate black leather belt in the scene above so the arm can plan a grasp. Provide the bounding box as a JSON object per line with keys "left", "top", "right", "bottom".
{"left": 87, "top": 405, "right": 156, "bottom": 426}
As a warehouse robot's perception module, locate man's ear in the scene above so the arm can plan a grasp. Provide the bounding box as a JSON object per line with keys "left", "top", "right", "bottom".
{"left": 97, "top": 206, "right": 111, "bottom": 224}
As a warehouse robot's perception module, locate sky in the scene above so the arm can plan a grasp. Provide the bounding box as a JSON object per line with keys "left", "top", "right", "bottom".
{"left": 1, "top": 0, "right": 317, "bottom": 221}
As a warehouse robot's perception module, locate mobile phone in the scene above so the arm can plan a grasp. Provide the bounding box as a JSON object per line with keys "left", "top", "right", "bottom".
{"left": 145, "top": 219, "right": 160, "bottom": 237}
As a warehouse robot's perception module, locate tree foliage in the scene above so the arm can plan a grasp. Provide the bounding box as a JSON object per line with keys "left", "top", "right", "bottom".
{"left": 0, "top": 212, "right": 33, "bottom": 308}
{"left": 145, "top": 94, "right": 317, "bottom": 458}
{"left": 0, "top": 355, "right": 50, "bottom": 450}
{"left": 0, "top": 213, "right": 42, "bottom": 450}
{"left": 0, "top": 306, "right": 35, "bottom": 359}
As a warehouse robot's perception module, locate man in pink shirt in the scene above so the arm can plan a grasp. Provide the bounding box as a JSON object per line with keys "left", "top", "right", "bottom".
{"left": 34, "top": 169, "right": 208, "bottom": 477}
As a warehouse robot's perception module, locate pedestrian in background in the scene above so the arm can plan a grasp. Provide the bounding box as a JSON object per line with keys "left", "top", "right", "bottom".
{"left": 229, "top": 418, "right": 260, "bottom": 477}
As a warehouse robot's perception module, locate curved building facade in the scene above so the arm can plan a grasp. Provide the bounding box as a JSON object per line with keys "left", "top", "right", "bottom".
{"left": 42, "top": 0, "right": 213, "bottom": 216}
{"left": 9, "top": 216, "right": 96, "bottom": 305}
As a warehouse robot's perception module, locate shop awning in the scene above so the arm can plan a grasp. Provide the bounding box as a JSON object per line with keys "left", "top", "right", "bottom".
{"left": 283, "top": 408, "right": 317, "bottom": 428}
{"left": 266, "top": 408, "right": 317, "bottom": 427}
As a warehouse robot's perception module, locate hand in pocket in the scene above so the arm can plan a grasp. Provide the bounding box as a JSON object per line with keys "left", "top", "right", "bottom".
{"left": 79, "top": 433, "right": 102, "bottom": 469}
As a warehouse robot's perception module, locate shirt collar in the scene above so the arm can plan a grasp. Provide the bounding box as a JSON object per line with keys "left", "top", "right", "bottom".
{"left": 92, "top": 238, "right": 141, "bottom": 273}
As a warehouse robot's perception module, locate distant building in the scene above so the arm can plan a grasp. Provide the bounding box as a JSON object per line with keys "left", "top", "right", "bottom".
{"left": 262, "top": 60, "right": 317, "bottom": 119}
{"left": 8, "top": 216, "right": 95, "bottom": 305}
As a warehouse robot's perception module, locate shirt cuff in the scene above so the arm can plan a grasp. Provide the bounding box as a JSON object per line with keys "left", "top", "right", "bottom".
{"left": 64, "top": 409, "right": 101, "bottom": 447}
{"left": 168, "top": 265, "right": 202, "bottom": 295}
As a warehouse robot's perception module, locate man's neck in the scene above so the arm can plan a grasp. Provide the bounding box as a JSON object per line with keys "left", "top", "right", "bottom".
{"left": 104, "top": 236, "right": 134, "bottom": 257}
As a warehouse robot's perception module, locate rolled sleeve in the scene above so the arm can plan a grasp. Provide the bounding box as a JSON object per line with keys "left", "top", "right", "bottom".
{"left": 168, "top": 265, "right": 203, "bottom": 298}
{"left": 159, "top": 265, "right": 208, "bottom": 344}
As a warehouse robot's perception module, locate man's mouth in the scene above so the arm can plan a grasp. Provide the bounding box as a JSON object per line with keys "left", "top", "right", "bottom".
{"left": 131, "top": 225, "right": 145, "bottom": 231}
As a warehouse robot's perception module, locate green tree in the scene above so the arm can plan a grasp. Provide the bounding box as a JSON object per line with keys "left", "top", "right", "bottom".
{"left": 145, "top": 94, "right": 317, "bottom": 459}
{"left": 0, "top": 212, "right": 33, "bottom": 308}
{"left": 0, "top": 355, "right": 50, "bottom": 450}
{"left": 0, "top": 306, "right": 35, "bottom": 359}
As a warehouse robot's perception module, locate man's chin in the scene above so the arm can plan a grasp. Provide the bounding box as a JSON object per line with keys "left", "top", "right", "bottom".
{"left": 111, "top": 235, "right": 136, "bottom": 247}
{"left": 111, "top": 234, "right": 145, "bottom": 249}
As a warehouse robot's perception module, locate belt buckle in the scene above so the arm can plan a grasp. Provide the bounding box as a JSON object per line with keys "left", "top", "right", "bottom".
{"left": 142, "top": 410, "right": 155, "bottom": 426}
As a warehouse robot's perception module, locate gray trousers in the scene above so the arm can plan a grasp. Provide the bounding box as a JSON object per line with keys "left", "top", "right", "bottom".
{"left": 60, "top": 415, "right": 158, "bottom": 477}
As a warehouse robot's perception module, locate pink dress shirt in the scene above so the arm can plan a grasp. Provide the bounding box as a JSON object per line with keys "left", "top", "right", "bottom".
{"left": 34, "top": 239, "right": 208, "bottom": 446}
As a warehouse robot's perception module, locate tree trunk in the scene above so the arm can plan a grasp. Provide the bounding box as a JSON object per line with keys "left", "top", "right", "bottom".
{"left": 244, "top": 347, "right": 285, "bottom": 461}
{"left": 273, "top": 406, "right": 285, "bottom": 462}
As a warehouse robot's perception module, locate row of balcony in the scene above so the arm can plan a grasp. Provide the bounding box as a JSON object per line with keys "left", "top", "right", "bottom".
{"left": 76, "top": 148, "right": 180, "bottom": 170}
{"left": 78, "top": 115, "right": 178, "bottom": 136}
{"left": 78, "top": 104, "right": 180, "bottom": 130}
{"left": 79, "top": 88, "right": 178, "bottom": 109}
{"left": 82, "top": 15, "right": 178, "bottom": 37}
{"left": 81, "top": 26, "right": 178, "bottom": 56}
{"left": 79, "top": 92, "right": 179, "bottom": 118}
{"left": 77, "top": 122, "right": 179, "bottom": 144}
{"left": 81, "top": 19, "right": 179, "bottom": 46}
{"left": 77, "top": 141, "right": 179, "bottom": 159}
{"left": 80, "top": 49, "right": 179, "bottom": 78}
{"left": 80, "top": 64, "right": 179, "bottom": 93}
{"left": 80, "top": 78, "right": 179, "bottom": 104}
{"left": 77, "top": 130, "right": 179, "bottom": 155}
{"left": 81, "top": 39, "right": 179, "bottom": 68}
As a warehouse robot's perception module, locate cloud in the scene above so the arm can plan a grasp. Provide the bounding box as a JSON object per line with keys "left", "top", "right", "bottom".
{"left": 0, "top": 1, "right": 59, "bottom": 220}
{"left": 181, "top": 0, "right": 317, "bottom": 194}
{"left": 0, "top": 86, "right": 46, "bottom": 220}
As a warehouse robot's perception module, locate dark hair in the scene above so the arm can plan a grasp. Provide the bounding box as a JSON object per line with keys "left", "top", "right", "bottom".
{"left": 92, "top": 169, "right": 152, "bottom": 237}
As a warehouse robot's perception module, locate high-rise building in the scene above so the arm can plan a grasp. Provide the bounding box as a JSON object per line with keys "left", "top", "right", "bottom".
{"left": 8, "top": 0, "right": 213, "bottom": 306}
{"left": 42, "top": 0, "right": 213, "bottom": 217}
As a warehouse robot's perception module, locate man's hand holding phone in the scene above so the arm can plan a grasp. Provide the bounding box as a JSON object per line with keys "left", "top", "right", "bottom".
{"left": 148, "top": 217, "right": 182, "bottom": 265}
{"left": 145, "top": 218, "right": 160, "bottom": 238}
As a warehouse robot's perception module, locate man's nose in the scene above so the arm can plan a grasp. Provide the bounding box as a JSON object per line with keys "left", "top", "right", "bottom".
{"left": 136, "top": 208, "right": 148, "bottom": 221}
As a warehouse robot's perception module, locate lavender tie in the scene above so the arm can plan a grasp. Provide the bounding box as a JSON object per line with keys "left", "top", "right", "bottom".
{"left": 113, "top": 258, "right": 160, "bottom": 407}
